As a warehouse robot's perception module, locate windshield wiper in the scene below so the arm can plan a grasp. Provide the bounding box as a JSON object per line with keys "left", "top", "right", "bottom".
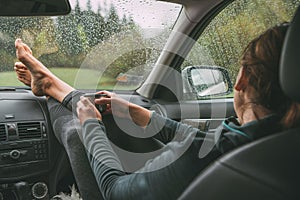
{"left": 0, "top": 87, "right": 16, "bottom": 91}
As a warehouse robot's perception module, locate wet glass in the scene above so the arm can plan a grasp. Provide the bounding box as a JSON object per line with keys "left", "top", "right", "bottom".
{"left": 182, "top": 0, "right": 300, "bottom": 100}
{"left": 0, "top": 0, "right": 181, "bottom": 90}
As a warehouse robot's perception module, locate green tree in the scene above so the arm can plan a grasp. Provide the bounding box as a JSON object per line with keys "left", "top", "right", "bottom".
{"left": 56, "top": 13, "right": 84, "bottom": 56}
{"left": 74, "top": 0, "right": 80, "bottom": 15}
{"left": 87, "top": 0, "right": 92, "bottom": 11}
{"left": 80, "top": 2, "right": 106, "bottom": 48}
{"left": 192, "top": 0, "right": 299, "bottom": 80}
{"left": 0, "top": 17, "right": 57, "bottom": 71}
{"left": 105, "top": 4, "right": 121, "bottom": 35}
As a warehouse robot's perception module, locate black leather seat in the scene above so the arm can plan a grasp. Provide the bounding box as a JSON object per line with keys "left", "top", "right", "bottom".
{"left": 178, "top": 5, "right": 300, "bottom": 200}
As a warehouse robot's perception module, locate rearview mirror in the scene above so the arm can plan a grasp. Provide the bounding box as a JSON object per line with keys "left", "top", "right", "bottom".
{"left": 0, "top": 0, "right": 71, "bottom": 16}
{"left": 182, "top": 66, "right": 233, "bottom": 99}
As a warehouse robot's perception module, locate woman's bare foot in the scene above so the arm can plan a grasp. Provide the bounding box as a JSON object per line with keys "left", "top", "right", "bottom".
{"left": 14, "top": 62, "right": 32, "bottom": 87}
{"left": 15, "top": 39, "right": 74, "bottom": 102}
{"left": 15, "top": 38, "right": 54, "bottom": 96}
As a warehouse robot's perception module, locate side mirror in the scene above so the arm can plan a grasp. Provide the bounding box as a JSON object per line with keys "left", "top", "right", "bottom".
{"left": 182, "top": 66, "right": 233, "bottom": 99}
{"left": 0, "top": 0, "right": 71, "bottom": 16}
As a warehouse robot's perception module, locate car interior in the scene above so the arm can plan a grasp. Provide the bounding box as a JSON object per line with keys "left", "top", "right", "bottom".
{"left": 179, "top": 5, "right": 300, "bottom": 197}
{"left": 0, "top": 0, "right": 299, "bottom": 199}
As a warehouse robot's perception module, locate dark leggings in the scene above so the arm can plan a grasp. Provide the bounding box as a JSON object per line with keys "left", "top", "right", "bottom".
{"left": 47, "top": 90, "right": 103, "bottom": 200}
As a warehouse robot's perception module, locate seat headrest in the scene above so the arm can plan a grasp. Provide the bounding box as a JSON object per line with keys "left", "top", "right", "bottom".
{"left": 280, "top": 5, "right": 300, "bottom": 102}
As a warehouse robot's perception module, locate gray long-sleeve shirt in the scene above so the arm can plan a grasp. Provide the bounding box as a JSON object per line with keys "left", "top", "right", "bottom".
{"left": 82, "top": 112, "right": 280, "bottom": 200}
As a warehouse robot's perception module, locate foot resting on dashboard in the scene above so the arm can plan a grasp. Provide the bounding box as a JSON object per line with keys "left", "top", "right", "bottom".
{"left": 15, "top": 38, "right": 55, "bottom": 96}
{"left": 14, "top": 62, "right": 32, "bottom": 87}
{"left": 15, "top": 39, "right": 75, "bottom": 102}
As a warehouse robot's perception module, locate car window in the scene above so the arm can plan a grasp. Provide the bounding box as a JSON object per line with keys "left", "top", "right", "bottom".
{"left": 0, "top": 0, "right": 181, "bottom": 90}
{"left": 182, "top": 0, "right": 299, "bottom": 100}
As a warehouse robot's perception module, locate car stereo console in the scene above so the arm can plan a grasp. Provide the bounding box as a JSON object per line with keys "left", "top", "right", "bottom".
{"left": 0, "top": 99, "right": 49, "bottom": 171}
{"left": 0, "top": 121, "right": 48, "bottom": 167}
{"left": 0, "top": 98, "right": 50, "bottom": 199}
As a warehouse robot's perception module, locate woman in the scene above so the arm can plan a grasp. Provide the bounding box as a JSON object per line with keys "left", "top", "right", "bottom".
{"left": 14, "top": 23, "right": 295, "bottom": 199}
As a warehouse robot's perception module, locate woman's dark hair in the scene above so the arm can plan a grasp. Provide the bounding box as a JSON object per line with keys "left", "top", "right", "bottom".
{"left": 240, "top": 23, "right": 299, "bottom": 128}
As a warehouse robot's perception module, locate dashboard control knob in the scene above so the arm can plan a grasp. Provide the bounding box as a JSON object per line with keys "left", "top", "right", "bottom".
{"left": 10, "top": 150, "right": 20, "bottom": 160}
{"left": 32, "top": 182, "right": 48, "bottom": 199}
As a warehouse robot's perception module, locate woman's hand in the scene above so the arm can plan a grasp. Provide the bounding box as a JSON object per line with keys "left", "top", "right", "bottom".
{"left": 94, "top": 91, "right": 131, "bottom": 118}
{"left": 94, "top": 91, "right": 152, "bottom": 127}
{"left": 77, "top": 96, "right": 102, "bottom": 125}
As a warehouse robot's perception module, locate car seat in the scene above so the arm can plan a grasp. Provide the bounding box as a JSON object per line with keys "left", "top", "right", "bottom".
{"left": 178, "top": 5, "right": 300, "bottom": 200}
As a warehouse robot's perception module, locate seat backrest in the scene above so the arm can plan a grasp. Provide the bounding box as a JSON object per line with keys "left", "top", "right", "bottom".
{"left": 179, "top": 129, "right": 300, "bottom": 200}
{"left": 179, "top": 4, "right": 300, "bottom": 200}
{"left": 280, "top": 4, "right": 300, "bottom": 102}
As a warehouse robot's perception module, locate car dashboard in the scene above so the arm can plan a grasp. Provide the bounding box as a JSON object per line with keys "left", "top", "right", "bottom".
{"left": 0, "top": 89, "right": 61, "bottom": 199}
{"left": 0, "top": 89, "right": 157, "bottom": 199}
{"left": 0, "top": 88, "right": 234, "bottom": 199}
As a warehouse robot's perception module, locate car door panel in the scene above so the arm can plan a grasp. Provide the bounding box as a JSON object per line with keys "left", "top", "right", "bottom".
{"left": 152, "top": 98, "right": 235, "bottom": 130}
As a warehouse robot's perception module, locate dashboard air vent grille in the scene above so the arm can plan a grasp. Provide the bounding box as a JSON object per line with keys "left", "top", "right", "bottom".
{"left": 0, "top": 124, "right": 6, "bottom": 141}
{"left": 18, "top": 122, "right": 42, "bottom": 139}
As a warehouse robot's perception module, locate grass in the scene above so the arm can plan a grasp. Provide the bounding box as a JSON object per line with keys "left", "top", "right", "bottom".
{"left": 0, "top": 68, "right": 134, "bottom": 90}
{"left": 0, "top": 68, "right": 235, "bottom": 96}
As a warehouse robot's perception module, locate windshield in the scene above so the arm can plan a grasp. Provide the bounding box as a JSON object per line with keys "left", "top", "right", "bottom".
{"left": 0, "top": 0, "right": 181, "bottom": 90}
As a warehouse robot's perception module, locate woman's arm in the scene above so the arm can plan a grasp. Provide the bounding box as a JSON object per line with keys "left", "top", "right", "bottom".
{"left": 93, "top": 91, "right": 152, "bottom": 127}
{"left": 77, "top": 96, "right": 219, "bottom": 199}
{"left": 82, "top": 119, "right": 218, "bottom": 200}
{"left": 91, "top": 91, "right": 186, "bottom": 143}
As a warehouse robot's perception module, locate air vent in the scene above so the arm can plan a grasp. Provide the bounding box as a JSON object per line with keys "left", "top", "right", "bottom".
{"left": 0, "top": 124, "right": 6, "bottom": 141}
{"left": 18, "top": 122, "right": 42, "bottom": 139}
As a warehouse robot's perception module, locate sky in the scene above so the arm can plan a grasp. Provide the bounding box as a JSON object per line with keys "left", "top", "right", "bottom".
{"left": 68, "top": 0, "right": 181, "bottom": 29}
